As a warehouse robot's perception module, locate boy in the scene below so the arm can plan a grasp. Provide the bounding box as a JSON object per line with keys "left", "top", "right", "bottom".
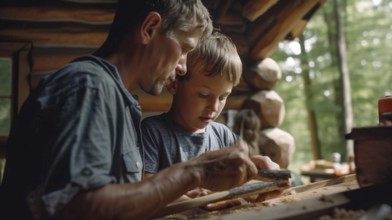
{"left": 142, "top": 31, "right": 243, "bottom": 176}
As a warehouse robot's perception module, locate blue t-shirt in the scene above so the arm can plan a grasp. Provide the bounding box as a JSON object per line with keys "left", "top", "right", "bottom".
{"left": 142, "top": 113, "right": 239, "bottom": 173}
{"left": 0, "top": 55, "right": 143, "bottom": 218}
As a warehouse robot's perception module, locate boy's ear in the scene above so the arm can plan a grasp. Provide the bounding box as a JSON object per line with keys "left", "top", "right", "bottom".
{"left": 166, "top": 80, "right": 178, "bottom": 95}
{"left": 140, "top": 12, "right": 162, "bottom": 44}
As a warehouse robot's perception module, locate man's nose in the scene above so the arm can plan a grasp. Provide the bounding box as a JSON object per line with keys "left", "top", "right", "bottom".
{"left": 176, "top": 54, "right": 187, "bottom": 76}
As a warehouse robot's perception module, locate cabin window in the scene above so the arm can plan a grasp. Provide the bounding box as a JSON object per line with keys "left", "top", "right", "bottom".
{"left": 0, "top": 42, "right": 32, "bottom": 160}
{"left": 0, "top": 58, "right": 12, "bottom": 137}
{"left": 0, "top": 58, "right": 12, "bottom": 182}
{"left": 0, "top": 42, "right": 31, "bottom": 182}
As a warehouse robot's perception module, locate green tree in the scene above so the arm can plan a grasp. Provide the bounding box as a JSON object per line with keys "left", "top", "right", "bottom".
{"left": 272, "top": 0, "right": 392, "bottom": 172}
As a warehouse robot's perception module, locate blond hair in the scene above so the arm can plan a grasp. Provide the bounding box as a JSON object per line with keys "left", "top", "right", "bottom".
{"left": 180, "top": 31, "right": 242, "bottom": 85}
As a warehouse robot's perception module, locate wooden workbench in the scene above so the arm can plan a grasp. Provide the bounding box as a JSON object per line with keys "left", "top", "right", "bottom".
{"left": 155, "top": 174, "right": 391, "bottom": 219}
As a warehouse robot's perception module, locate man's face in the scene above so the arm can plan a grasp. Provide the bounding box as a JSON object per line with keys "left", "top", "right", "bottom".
{"left": 140, "top": 26, "right": 204, "bottom": 95}
{"left": 170, "top": 70, "right": 234, "bottom": 133}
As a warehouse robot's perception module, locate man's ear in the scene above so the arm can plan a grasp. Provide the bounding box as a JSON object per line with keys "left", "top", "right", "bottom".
{"left": 166, "top": 80, "right": 178, "bottom": 95}
{"left": 140, "top": 12, "right": 162, "bottom": 44}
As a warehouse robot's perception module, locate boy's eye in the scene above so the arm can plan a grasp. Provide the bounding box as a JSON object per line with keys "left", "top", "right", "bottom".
{"left": 219, "top": 96, "right": 228, "bottom": 101}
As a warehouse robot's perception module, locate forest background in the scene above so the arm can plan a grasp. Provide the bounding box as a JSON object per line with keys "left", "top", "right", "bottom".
{"left": 272, "top": 0, "right": 391, "bottom": 180}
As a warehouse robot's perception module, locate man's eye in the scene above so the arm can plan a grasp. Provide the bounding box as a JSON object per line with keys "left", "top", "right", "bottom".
{"left": 182, "top": 46, "right": 192, "bottom": 54}
{"left": 181, "top": 50, "right": 188, "bottom": 56}
{"left": 199, "top": 93, "right": 209, "bottom": 98}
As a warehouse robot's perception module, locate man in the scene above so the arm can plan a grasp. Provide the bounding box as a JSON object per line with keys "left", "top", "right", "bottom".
{"left": 0, "top": 1, "right": 279, "bottom": 219}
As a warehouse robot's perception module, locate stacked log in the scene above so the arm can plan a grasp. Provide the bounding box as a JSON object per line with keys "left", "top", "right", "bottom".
{"left": 232, "top": 57, "right": 296, "bottom": 169}
{"left": 242, "top": 90, "right": 284, "bottom": 129}
{"left": 258, "top": 128, "right": 295, "bottom": 169}
{"left": 242, "top": 57, "right": 284, "bottom": 129}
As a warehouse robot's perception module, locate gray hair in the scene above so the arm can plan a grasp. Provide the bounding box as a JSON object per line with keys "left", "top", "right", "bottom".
{"left": 110, "top": 0, "right": 213, "bottom": 43}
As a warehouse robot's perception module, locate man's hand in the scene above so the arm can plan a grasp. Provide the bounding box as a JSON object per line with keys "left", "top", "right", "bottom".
{"left": 185, "top": 187, "right": 212, "bottom": 198}
{"left": 190, "top": 140, "right": 258, "bottom": 191}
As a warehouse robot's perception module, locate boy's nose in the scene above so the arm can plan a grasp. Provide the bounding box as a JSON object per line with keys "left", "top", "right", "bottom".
{"left": 209, "top": 99, "right": 219, "bottom": 112}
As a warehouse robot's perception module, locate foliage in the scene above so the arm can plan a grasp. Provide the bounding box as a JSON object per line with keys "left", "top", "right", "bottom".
{"left": 271, "top": 0, "right": 392, "bottom": 172}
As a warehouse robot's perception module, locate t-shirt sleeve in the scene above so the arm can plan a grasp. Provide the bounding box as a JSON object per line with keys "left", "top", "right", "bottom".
{"left": 141, "top": 117, "right": 161, "bottom": 174}
{"left": 211, "top": 122, "right": 240, "bottom": 148}
{"left": 226, "top": 126, "right": 240, "bottom": 146}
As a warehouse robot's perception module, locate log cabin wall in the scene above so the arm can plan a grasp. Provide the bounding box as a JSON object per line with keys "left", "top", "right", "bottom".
{"left": 0, "top": 0, "right": 326, "bottom": 157}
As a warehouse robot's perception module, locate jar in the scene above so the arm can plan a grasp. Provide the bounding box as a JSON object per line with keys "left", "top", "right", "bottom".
{"left": 378, "top": 96, "right": 392, "bottom": 126}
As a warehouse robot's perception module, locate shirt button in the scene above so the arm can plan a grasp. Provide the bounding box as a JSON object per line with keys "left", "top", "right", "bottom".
{"left": 136, "top": 161, "right": 140, "bottom": 168}
{"left": 82, "top": 168, "right": 93, "bottom": 176}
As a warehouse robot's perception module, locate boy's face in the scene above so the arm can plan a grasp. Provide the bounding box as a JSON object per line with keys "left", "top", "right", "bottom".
{"left": 170, "top": 69, "right": 234, "bottom": 133}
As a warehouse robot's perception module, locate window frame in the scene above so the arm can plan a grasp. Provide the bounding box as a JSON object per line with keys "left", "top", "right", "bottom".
{"left": 0, "top": 42, "right": 32, "bottom": 158}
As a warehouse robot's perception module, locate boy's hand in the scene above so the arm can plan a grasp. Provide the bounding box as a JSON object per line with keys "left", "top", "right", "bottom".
{"left": 251, "top": 155, "right": 280, "bottom": 170}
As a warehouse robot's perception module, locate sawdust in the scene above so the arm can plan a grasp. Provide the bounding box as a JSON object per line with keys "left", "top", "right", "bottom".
{"left": 318, "top": 208, "right": 366, "bottom": 220}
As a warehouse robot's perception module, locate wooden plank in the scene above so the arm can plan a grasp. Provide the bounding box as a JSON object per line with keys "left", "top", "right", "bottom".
{"left": 245, "top": 0, "right": 284, "bottom": 44}
{"left": 281, "top": 174, "right": 358, "bottom": 195}
{"left": 285, "top": 20, "right": 308, "bottom": 40}
{"left": 135, "top": 90, "right": 250, "bottom": 112}
{"left": 224, "top": 33, "right": 249, "bottom": 58}
{"left": 166, "top": 177, "right": 391, "bottom": 220}
{"left": 152, "top": 181, "right": 289, "bottom": 219}
{"left": 32, "top": 53, "right": 80, "bottom": 74}
{"left": 250, "top": 0, "right": 320, "bottom": 60}
{"left": 213, "top": 0, "right": 233, "bottom": 21}
{"left": 242, "top": 0, "right": 278, "bottom": 22}
{"left": 0, "top": 5, "right": 114, "bottom": 24}
{"left": 16, "top": 44, "right": 32, "bottom": 112}
{"left": 220, "top": 175, "right": 359, "bottom": 220}
{"left": 132, "top": 89, "right": 173, "bottom": 113}
{"left": 219, "top": 25, "right": 247, "bottom": 35}
{"left": 31, "top": 47, "right": 96, "bottom": 73}
{"left": 223, "top": 193, "right": 351, "bottom": 220}
{"left": 215, "top": 10, "right": 244, "bottom": 26}
{"left": 228, "top": 0, "right": 243, "bottom": 15}
{"left": 0, "top": 25, "right": 109, "bottom": 46}
{"left": 133, "top": 88, "right": 253, "bottom": 112}
{"left": 201, "top": 0, "right": 221, "bottom": 10}
{"left": 285, "top": 0, "right": 326, "bottom": 40}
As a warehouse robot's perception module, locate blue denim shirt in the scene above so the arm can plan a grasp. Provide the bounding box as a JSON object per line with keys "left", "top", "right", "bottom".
{"left": 1, "top": 55, "right": 144, "bottom": 218}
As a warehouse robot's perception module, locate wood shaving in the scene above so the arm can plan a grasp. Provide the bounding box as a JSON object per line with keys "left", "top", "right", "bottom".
{"left": 318, "top": 208, "right": 365, "bottom": 220}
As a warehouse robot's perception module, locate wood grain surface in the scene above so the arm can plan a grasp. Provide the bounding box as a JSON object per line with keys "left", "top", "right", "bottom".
{"left": 152, "top": 180, "right": 289, "bottom": 219}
